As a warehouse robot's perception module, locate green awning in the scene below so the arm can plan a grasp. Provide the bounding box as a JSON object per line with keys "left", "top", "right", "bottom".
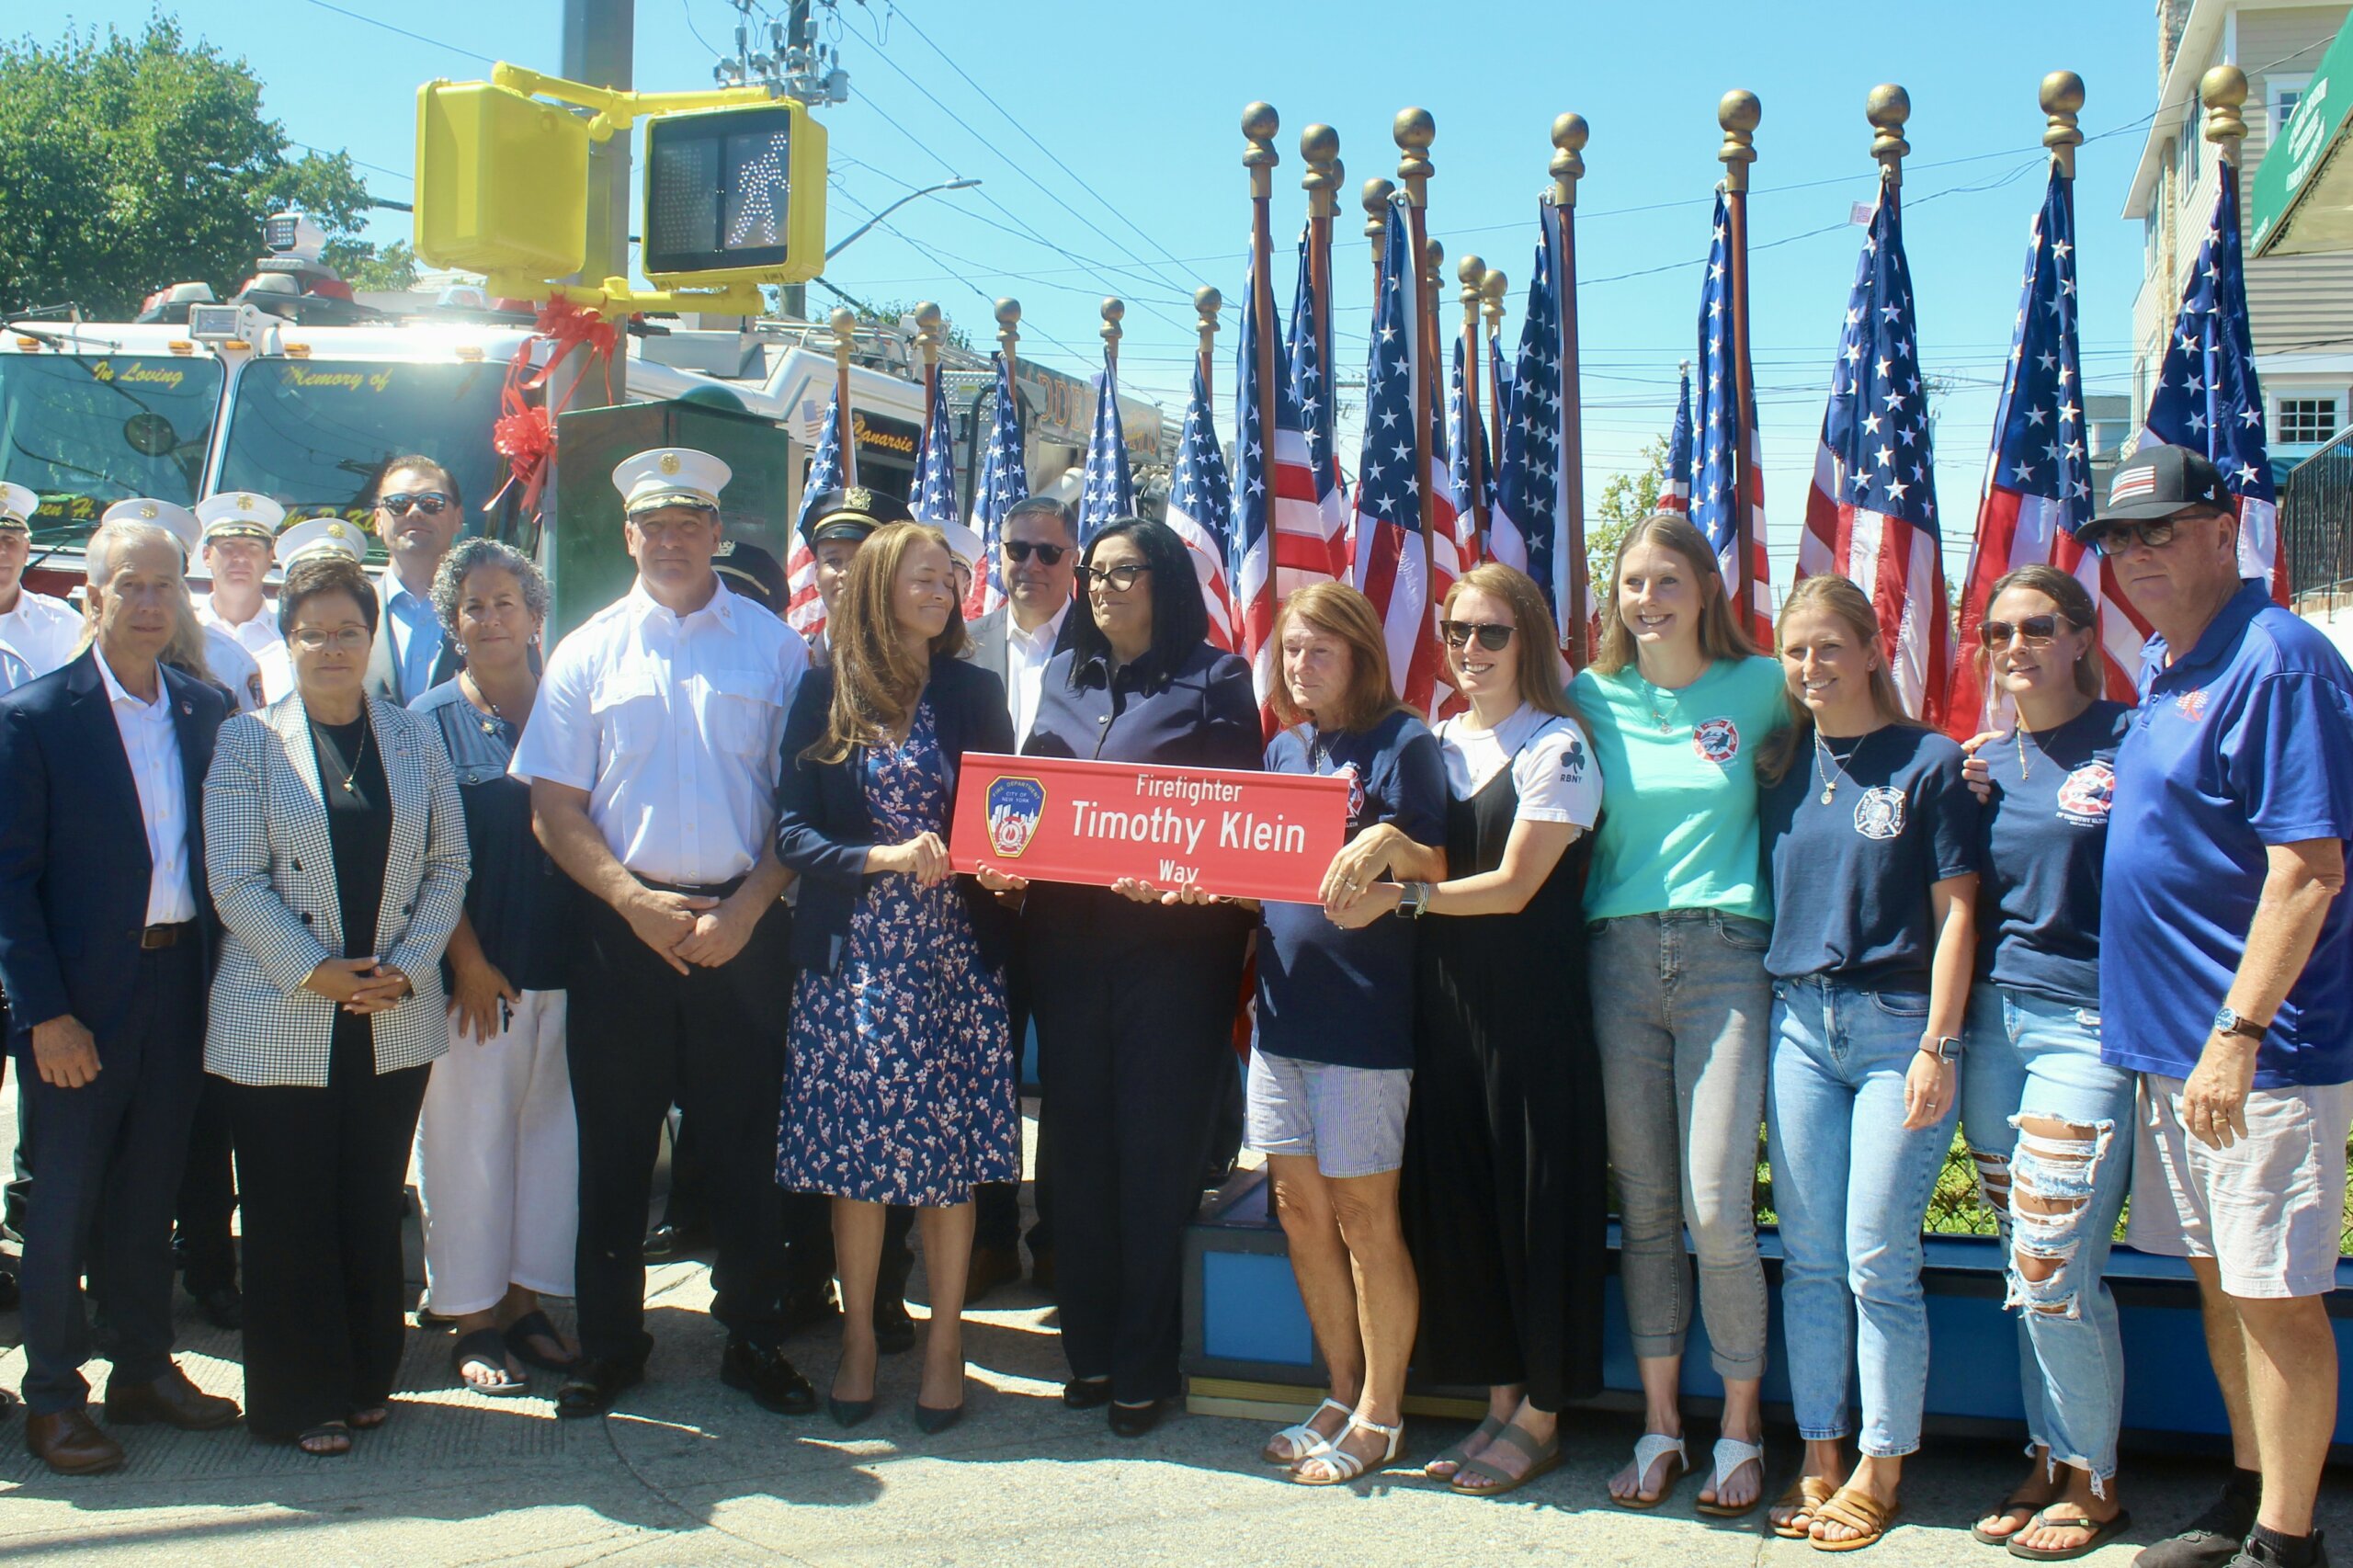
{"left": 2253, "top": 17, "right": 2353, "bottom": 256}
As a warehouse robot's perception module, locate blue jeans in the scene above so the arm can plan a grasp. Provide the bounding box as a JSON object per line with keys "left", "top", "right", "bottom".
{"left": 1958, "top": 985, "right": 2133, "bottom": 1492}
{"left": 1767, "top": 973, "right": 1955, "bottom": 1458}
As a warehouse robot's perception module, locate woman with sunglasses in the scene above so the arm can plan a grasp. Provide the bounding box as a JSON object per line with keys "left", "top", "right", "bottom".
{"left": 1330, "top": 562, "right": 1605, "bottom": 1499}
{"left": 1757, "top": 574, "right": 1980, "bottom": 1551}
{"left": 1956, "top": 567, "right": 2135, "bottom": 1562}
{"left": 1571, "top": 514, "right": 1784, "bottom": 1516}
{"left": 368, "top": 456, "right": 465, "bottom": 706}
{"left": 978, "top": 517, "right": 1259, "bottom": 1437}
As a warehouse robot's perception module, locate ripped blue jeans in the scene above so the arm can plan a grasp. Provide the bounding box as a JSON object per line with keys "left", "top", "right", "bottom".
{"left": 1957, "top": 985, "right": 2134, "bottom": 1493}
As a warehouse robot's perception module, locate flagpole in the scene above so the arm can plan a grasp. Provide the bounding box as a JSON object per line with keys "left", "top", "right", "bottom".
{"left": 1245, "top": 103, "right": 1284, "bottom": 585}
{"left": 1482, "top": 268, "right": 1508, "bottom": 446}
{"left": 1395, "top": 108, "right": 1438, "bottom": 589}
{"left": 994, "top": 297, "right": 1021, "bottom": 442}
{"left": 1457, "top": 253, "right": 1490, "bottom": 551}
{"left": 829, "top": 305, "right": 859, "bottom": 487}
{"left": 1421, "top": 233, "right": 1447, "bottom": 417}
{"left": 1303, "top": 124, "right": 1340, "bottom": 383}
{"left": 1551, "top": 113, "right": 1590, "bottom": 667}
{"left": 1100, "top": 296, "right": 1123, "bottom": 382}
{"left": 914, "top": 300, "right": 941, "bottom": 434}
{"left": 1362, "top": 176, "right": 1394, "bottom": 293}
{"left": 1718, "top": 90, "right": 1761, "bottom": 627}
{"left": 1194, "top": 287, "right": 1222, "bottom": 399}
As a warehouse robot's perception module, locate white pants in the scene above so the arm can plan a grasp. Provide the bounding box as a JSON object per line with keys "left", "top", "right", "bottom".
{"left": 417, "top": 989, "right": 577, "bottom": 1316}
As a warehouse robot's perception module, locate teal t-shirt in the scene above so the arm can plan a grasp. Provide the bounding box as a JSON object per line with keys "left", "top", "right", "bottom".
{"left": 1572, "top": 654, "right": 1789, "bottom": 923}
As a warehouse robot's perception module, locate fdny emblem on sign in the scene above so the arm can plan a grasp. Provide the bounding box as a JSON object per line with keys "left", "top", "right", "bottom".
{"left": 2056, "top": 761, "right": 2116, "bottom": 826}
{"left": 984, "top": 776, "right": 1047, "bottom": 858}
{"left": 1692, "top": 717, "right": 1741, "bottom": 765}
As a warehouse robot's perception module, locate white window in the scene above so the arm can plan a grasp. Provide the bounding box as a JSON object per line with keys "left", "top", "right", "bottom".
{"left": 2179, "top": 127, "right": 2200, "bottom": 193}
{"left": 2271, "top": 74, "right": 2313, "bottom": 140}
{"left": 2276, "top": 396, "right": 2339, "bottom": 444}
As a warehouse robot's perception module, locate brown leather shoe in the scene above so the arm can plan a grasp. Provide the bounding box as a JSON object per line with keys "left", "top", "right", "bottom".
{"left": 103, "top": 1365, "right": 242, "bottom": 1430}
{"left": 965, "top": 1244, "right": 1022, "bottom": 1305}
{"left": 26, "top": 1407, "right": 124, "bottom": 1474}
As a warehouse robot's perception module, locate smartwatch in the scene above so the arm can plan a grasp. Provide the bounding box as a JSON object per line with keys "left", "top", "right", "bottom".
{"left": 2213, "top": 1006, "right": 2268, "bottom": 1041}
{"left": 1395, "top": 881, "right": 1432, "bottom": 919}
{"left": 1919, "top": 1035, "right": 1963, "bottom": 1063}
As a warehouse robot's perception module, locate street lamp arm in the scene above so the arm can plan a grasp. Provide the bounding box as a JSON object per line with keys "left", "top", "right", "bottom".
{"left": 825, "top": 177, "right": 982, "bottom": 260}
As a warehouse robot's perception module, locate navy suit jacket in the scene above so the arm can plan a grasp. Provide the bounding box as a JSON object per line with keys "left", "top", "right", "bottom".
{"left": 0, "top": 649, "right": 227, "bottom": 1051}
{"left": 774, "top": 653, "right": 1017, "bottom": 975}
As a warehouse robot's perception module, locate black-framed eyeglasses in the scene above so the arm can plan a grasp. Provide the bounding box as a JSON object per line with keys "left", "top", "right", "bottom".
{"left": 1438, "top": 619, "right": 1516, "bottom": 652}
{"left": 1979, "top": 614, "right": 2077, "bottom": 649}
{"left": 1076, "top": 562, "right": 1151, "bottom": 593}
{"left": 378, "top": 491, "right": 453, "bottom": 517}
{"left": 1004, "top": 540, "right": 1068, "bottom": 565}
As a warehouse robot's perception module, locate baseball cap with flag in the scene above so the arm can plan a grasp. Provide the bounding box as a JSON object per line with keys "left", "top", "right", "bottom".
{"left": 2088, "top": 445, "right": 2230, "bottom": 534}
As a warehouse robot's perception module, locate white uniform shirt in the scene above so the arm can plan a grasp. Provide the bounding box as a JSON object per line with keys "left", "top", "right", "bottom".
{"left": 194, "top": 592, "right": 291, "bottom": 702}
{"left": 1006, "top": 599, "right": 1072, "bottom": 744}
{"left": 511, "top": 577, "right": 807, "bottom": 887}
{"left": 0, "top": 642, "right": 29, "bottom": 694}
{"left": 199, "top": 625, "right": 267, "bottom": 713}
{"left": 94, "top": 653, "right": 196, "bottom": 925}
{"left": 0, "top": 588, "right": 84, "bottom": 676}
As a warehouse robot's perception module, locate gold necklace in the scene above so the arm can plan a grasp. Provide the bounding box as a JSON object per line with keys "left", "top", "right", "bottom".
{"left": 2016, "top": 724, "right": 2032, "bottom": 781}
{"left": 1638, "top": 678, "right": 1677, "bottom": 733}
{"left": 1813, "top": 729, "right": 1864, "bottom": 805}
{"left": 310, "top": 715, "right": 374, "bottom": 794}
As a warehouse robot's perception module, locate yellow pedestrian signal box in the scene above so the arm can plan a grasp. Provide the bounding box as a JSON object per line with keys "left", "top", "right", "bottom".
{"left": 642, "top": 102, "right": 829, "bottom": 286}
{"left": 414, "top": 80, "right": 590, "bottom": 278}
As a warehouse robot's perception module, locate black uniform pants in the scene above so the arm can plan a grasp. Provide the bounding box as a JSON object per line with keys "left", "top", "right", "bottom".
{"left": 176, "top": 1074, "right": 238, "bottom": 1295}
{"left": 568, "top": 890, "right": 790, "bottom": 1365}
{"left": 17, "top": 942, "right": 204, "bottom": 1415}
{"left": 972, "top": 956, "right": 1053, "bottom": 1260}
{"left": 1032, "top": 926, "right": 1245, "bottom": 1403}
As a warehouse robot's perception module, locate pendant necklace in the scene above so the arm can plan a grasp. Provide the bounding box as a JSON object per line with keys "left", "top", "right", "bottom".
{"left": 1813, "top": 729, "right": 1865, "bottom": 806}
{"left": 2015, "top": 724, "right": 2033, "bottom": 781}
{"left": 1638, "top": 678, "right": 1677, "bottom": 734}
{"left": 311, "top": 716, "right": 374, "bottom": 795}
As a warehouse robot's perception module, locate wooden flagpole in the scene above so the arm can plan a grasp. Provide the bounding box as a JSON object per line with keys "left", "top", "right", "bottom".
{"left": 1361, "top": 176, "right": 1394, "bottom": 294}
{"left": 1394, "top": 108, "right": 1437, "bottom": 588}
{"left": 1457, "top": 253, "right": 1489, "bottom": 551}
{"left": 1194, "top": 287, "right": 1222, "bottom": 398}
{"left": 828, "top": 305, "right": 859, "bottom": 487}
{"left": 1243, "top": 103, "right": 1282, "bottom": 598}
{"left": 1718, "top": 92, "right": 1760, "bottom": 626}
{"left": 1302, "top": 125, "right": 1339, "bottom": 382}
{"left": 914, "top": 301, "right": 941, "bottom": 436}
{"left": 1552, "top": 114, "right": 1589, "bottom": 667}
{"left": 1482, "top": 267, "right": 1508, "bottom": 449}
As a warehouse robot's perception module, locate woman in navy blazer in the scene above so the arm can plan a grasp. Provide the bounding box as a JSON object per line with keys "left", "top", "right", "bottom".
{"left": 772, "top": 522, "right": 1019, "bottom": 1432}
{"left": 978, "top": 517, "right": 1260, "bottom": 1437}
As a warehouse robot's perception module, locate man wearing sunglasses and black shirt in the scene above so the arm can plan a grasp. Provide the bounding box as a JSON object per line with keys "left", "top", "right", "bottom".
{"left": 365, "top": 455, "right": 466, "bottom": 705}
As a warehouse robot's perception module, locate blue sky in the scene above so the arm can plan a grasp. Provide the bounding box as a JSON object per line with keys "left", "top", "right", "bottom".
{"left": 55, "top": 0, "right": 2165, "bottom": 578}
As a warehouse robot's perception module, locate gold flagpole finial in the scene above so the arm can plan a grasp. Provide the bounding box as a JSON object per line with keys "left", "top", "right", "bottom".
{"left": 2202, "top": 63, "right": 2249, "bottom": 152}
{"left": 1193, "top": 287, "right": 1222, "bottom": 361}
{"left": 828, "top": 306, "right": 858, "bottom": 372}
{"left": 1718, "top": 91, "right": 1761, "bottom": 194}
{"left": 1458, "top": 254, "right": 1487, "bottom": 324}
{"left": 995, "top": 298, "right": 1020, "bottom": 365}
{"left": 1423, "top": 237, "right": 1445, "bottom": 299}
{"left": 912, "top": 301, "right": 942, "bottom": 367}
{"left": 1481, "top": 267, "right": 1508, "bottom": 333}
{"left": 1549, "top": 114, "right": 1588, "bottom": 209}
{"left": 1393, "top": 108, "right": 1435, "bottom": 206}
{"left": 1362, "top": 176, "right": 1395, "bottom": 245}
{"left": 2041, "top": 72, "right": 2086, "bottom": 182}
{"left": 1100, "top": 298, "right": 1125, "bottom": 368}
{"left": 1302, "top": 124, "right": 1340, "bottom": 218}
{"left": 1244, "top": 103, "right": 1280, "bottom": 199}
{"left": 1868, "top": 85, "right": 1913, "bottom": 188}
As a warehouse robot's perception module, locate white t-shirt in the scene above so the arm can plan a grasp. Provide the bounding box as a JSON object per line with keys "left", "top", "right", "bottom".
{"left": 1434, "top": 702, "right": 1603, "bottom": 827}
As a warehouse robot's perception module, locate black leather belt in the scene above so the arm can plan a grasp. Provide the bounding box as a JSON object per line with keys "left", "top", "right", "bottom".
{"left": 140, "top": 921, "right": 198, "bottom": 949}
{"left": 638, "top": 876, "right": 748, "bottom": 899}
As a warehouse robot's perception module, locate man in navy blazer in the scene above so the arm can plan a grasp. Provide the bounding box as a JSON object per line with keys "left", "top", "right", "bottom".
{"left": 0, "top": 519, "right": 242, "bottom": 1473}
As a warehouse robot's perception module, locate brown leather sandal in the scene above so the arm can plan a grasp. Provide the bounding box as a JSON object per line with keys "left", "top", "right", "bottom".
{"left": 1771, "top": 1474, "right": 1838, "bottom": 1540}
{"left": 1810, "top": 1484, "right": 1901, "bottom": 1552}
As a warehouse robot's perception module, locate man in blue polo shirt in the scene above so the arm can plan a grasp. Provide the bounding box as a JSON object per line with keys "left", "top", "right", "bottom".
{"left": 2092, "top": 446, "right": 2353, "bottom": 1568}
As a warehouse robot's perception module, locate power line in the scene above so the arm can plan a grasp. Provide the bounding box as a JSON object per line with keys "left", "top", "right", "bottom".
{"left": 294, "top": 0, "right": 496, "bottom": 65}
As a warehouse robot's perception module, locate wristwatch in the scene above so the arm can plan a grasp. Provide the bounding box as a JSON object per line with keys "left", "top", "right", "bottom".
{"left": 2213, "top": 1006, "right": 2268, "bottom": 1041}
{"left": 1919, "top": 1034, "right": 1963, "bottom": 1063}
{"left": 1395, "top": 881, "right": 1432, "bottom": 919}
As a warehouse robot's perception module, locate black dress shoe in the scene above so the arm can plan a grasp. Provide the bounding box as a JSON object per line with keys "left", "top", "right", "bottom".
{"left": 828, "top": 1392, "right": 876, "bottom": 1428}
{"left": 782, "top": 1279, "right": 841, "bottom": 1335}
{"left": 721, "top": 1339, "right": 817, "bottom": 1415}
{"left": 555, "top": 1357, "right": 644, "bottom": 1419}
{"left": 1108, "top": 1398, "right": 1166, "bottom": 1438}
{"left": 915, "top": 1402, "right": 964, "bottom": 1435}
{"left": 872, "top": 1298, "right": 915, "bottom": 1357}
{"left": 1063, "top": 1377, "right": 1113, "bottom": 1410}
{"left": 188, "top": 1284, "right": 243, "bottom": 1332}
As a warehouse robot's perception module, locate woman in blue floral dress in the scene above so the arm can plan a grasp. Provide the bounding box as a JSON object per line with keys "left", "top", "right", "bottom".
{"left": 775, "top": 522, "right": 1019, "bottom": 1433}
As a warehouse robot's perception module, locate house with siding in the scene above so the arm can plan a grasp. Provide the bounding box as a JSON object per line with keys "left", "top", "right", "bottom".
{"left": 2125, "top": 0, "right": 2353, "bottom": 468}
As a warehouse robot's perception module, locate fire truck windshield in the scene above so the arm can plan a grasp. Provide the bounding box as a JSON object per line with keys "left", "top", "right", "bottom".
{"left": 0, "top": 353, "right": 224, "bottom": 536}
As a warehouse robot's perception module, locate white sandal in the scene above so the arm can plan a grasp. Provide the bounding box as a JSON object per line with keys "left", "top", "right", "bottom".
{"left": 1291, "top": 1415, "right": 1404, "bottom": 1486}
{"left": 1262, "top": 1397, "right": 1351, "bottom": 1466}
{"left": 1610, "top": 1431, "right": 1689, "bottom": 1509}
{"left": 1694, "top": 1435, "right": 1767, "bottom": 1517}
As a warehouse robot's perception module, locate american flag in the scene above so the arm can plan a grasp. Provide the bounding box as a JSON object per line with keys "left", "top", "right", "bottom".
{"left": 1230, "top": 240, "right": 1280, "bottom": 719}
{"left": 1352, "top": 192, "right": 1449, "bottom": 714}
{"left": 1446, "top": 335, "right": 1492, "bottom": 565}
{"left": 1489, "top": 332, "right": 1512, "bottom": 454}
{"left": 1077, "top": 354, "right": 1133, "bottom": 543}
{"left": 1692, "top": 193, "right": 1774, "bottom": 642}
{"left": 1945, "top": 163, "right": 2138, "bottom": 734}
{"left": 1279, "top": 233, "right": 1348, "bottom": 591}
{"left": 1661, "top": 360, "right": 1694, "bottom": 513}
{"left": 964, "top": 353, "right": 1029, "bottom": 621}
{"left": 2142, "top": 156, "right": 2282, "bottom": 599}
{"left": 1490, "top": 200, "right": 1587, "bottom": 659}
{"left": 785, "top": 381, "right": 854, "bottom": 636}
{"left": 1796, "top": 180, "right": 1948, "bottom": 724}
{"left": 1165, "top": 356, "right": 1237, "bottom": 650}
{"left": 911, "top": 360, "right": 958, "bottom": 531}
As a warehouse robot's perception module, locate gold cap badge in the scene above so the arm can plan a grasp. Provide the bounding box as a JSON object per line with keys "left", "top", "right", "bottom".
{"left": 327, "top": 521, "right": 347, "bottom": 538}
{"left": 658, "top": 453, "right": 683, "bottom": 475}
{"left": 138, "top": 503, "right": 157, "bottom": 518}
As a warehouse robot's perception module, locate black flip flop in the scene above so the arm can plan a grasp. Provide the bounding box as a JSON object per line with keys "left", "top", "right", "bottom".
{"left": 504, "top": 1310, "right": 581, "bottom": 1375}
{"left": 1972, "top": 1497, "right": 2046, "bottom": 1546}
{"left": 2006, "top": 1507, "right": 2133, "bottom": 1562}
{"left": 453, "top": 1327, "right": 527, "bottom": 1396}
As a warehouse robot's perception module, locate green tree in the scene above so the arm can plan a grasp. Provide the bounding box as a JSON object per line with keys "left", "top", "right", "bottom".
{"left": 335, "top": 239, "right": 420, "bottom": 293}
{"left": 1590, "top": 433, "right": 1672, "bottom": 593}
{"left": 0, "top": 18, "right": 379, "bottom": 318}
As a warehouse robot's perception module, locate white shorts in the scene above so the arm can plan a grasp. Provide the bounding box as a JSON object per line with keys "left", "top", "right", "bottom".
{"left": 2127, "top": 1072, "right": 2353, "bottom": 1299}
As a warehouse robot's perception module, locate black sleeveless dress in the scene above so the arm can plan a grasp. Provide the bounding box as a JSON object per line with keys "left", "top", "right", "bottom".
{"left": 1400, "top": 736, "right": 1607, "bottom": 1411}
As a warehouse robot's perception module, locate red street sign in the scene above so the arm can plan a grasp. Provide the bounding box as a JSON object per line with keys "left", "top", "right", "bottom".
{"left": 949, "top": 753, "right": 1350, "bottom": 904}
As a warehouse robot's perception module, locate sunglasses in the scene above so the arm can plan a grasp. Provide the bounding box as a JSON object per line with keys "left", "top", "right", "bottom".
{"left": 1003, "top": 540, "right": 1069, "bottom": 565}
{"left": 1438, "top": 619, "right": 1516, "bottom": 652}
{"left": 378, "top": 491, "right": 453, "bottom": 517}
{"left": 1978, "top": 614, "right": 2078, "bottom": 649}
{"left": 2089, "top": 518, "right": 2180, "bottom": 556}
{"left": 1075, "top": 562, "right": 1151, "bottom": 593}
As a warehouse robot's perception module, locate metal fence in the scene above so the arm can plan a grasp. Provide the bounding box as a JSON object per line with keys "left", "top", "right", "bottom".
{"left": 2284, "top": 427, "right": 2353, "bottom": 604}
